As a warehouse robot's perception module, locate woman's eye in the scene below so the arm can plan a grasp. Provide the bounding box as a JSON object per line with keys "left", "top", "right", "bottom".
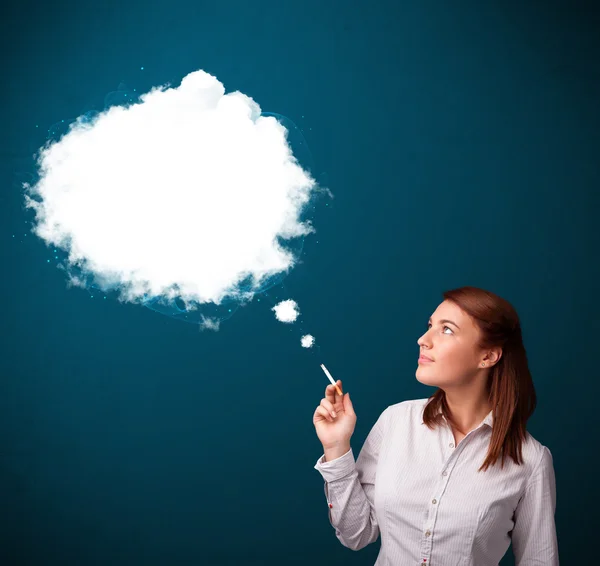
{"left": 427, "top": 323, "right": 453, "bottom": 334}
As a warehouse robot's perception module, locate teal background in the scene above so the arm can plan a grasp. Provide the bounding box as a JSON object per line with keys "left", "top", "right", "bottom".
{"left": 1, "top": 0, "right": 598, "bottom": 564}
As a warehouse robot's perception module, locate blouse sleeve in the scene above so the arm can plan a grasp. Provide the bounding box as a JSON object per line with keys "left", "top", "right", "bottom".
{"left": 512, "top": 446, "right": 559, "bottom": 565}
{"left": 313, "top": 407, "right": 389, "bottom": 551}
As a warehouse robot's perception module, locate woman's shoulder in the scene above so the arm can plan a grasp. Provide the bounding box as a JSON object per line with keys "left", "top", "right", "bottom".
{"left": 382, "top": 397, "right": 430, "bottom": 423}
{"left": 519, "top": 429, "right": 554, "bottom": 473}
{"left": 386, "top": 397, "right": 430, "bottom": 413}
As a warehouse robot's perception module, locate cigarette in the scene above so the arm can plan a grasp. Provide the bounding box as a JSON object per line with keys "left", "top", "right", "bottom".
{"left": 320, "top": 363, "right": 343, "bottom": 396}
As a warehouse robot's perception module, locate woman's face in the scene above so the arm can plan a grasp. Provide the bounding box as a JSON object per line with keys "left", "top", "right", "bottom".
{"left": 416, "top": 300, "right": 484, "bottom": 387}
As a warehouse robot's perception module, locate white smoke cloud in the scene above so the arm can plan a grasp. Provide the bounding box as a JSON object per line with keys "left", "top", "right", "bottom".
{"left": 272, "top": 299, "right": 299, "bottom": 323}
{"left": 23, "top": 70, "right": 328, "bottom": 328}
{"left": 301, "top": 334, "right": 315, "bottom": 348}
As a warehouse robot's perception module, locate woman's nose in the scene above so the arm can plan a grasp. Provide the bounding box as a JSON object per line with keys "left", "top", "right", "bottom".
{"left": 418, "top": 328, "right": 433, "bottom": 345}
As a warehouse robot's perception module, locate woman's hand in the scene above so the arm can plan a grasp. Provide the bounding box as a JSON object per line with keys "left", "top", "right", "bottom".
{"left": 313, "top": 379, "right": 356, "bottom": 450}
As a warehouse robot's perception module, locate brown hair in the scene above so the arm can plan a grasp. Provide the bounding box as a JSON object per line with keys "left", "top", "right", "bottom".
{"left": 421, "top": 286, "right": 536, "bottom": 472}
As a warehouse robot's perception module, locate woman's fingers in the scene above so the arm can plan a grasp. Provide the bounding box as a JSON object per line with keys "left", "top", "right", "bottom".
{"left": 316, "top": 406, "right": 334, "bottom": 422}
{"left": 325, "top": 380, "right": 343, "bottom": 404}
{"left": 321, "top": 398, "right": 337, "bottom": 418}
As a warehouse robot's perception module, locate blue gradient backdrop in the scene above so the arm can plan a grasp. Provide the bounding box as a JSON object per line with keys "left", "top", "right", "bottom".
{"left": 1, "top": 1, "right": 598, "bottom": 564}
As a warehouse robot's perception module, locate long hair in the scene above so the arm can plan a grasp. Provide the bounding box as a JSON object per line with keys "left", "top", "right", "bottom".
{"left": 421, "top": 286, "right": 536, "bottom": 472}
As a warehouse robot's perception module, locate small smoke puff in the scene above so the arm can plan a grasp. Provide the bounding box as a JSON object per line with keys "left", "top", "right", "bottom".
{"left": 272, "top": 299, "right": 299, "bottom": 323}
{"left": 301, "top": 334, "right": 315, "bottom": 348}
{"left": 199, "top": 316, "right": 220, "bottom": 331}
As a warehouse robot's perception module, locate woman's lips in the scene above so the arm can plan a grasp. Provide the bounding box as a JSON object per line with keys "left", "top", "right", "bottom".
{"left": 418, "top": 356, "right": 433, "bottom": 363}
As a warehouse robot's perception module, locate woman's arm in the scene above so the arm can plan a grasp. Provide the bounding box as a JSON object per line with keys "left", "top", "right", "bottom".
{"left": 511, "top": 446, "right": 559, "bottom": 565}
{"left": 314, "top": 407, "right": 389, "bottom": 551}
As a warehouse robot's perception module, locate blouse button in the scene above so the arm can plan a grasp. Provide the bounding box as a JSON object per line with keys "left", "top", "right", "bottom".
{"left": 432, "top": 499, "right": 437, "bottom": 504}
{"left": 442, "top": 471, "right": 447, "bottom": 476}
{"left": 425, "top": 530, "right": 431, "bottom": 537}
{"left": 449, "top": 442, "right": 454, "bottom": 448}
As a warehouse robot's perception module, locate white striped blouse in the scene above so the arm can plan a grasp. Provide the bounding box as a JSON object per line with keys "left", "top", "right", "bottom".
{"left": 314, "top": 397, "right": 558, "bottom": 565}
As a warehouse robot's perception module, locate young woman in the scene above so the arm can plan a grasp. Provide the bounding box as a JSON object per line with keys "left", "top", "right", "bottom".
{"left": 313, "top": 286, "right": 558, "bottom": 565}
